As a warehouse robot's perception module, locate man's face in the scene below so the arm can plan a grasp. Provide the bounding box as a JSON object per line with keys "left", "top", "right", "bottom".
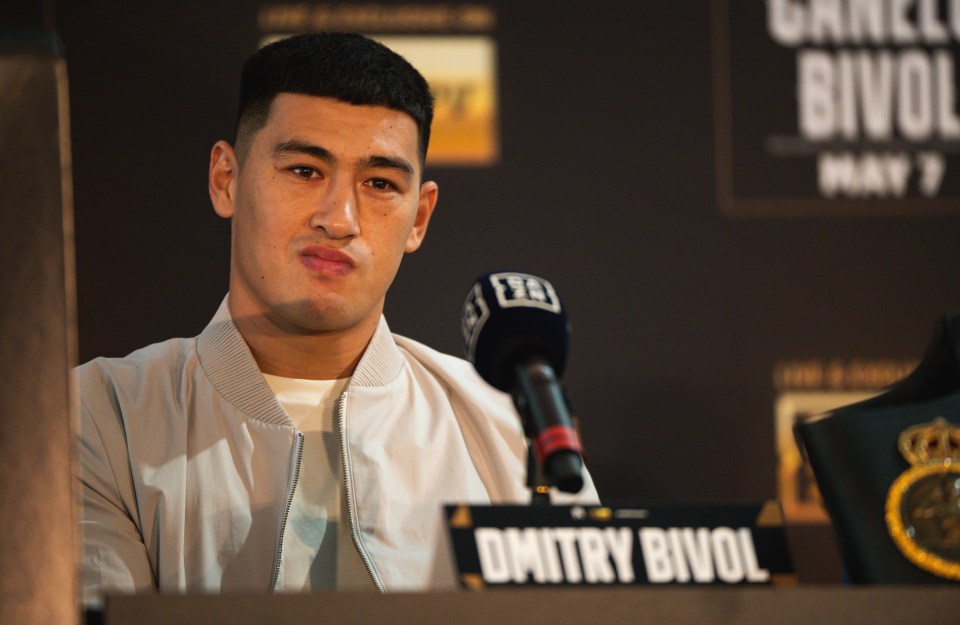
{"left": 210, "top": 93, "right": 437, "bottom": 337}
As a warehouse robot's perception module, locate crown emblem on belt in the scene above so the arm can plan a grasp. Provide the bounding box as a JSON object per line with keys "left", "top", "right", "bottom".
{"left": 898, "top": 418, "right": 960, "bottom": 465}
{"left": 885, "top": 417, "right": 960, "bottom": 581}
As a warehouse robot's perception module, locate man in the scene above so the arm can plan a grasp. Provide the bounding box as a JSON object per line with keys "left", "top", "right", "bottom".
{"left": 78, "top": 32, "right": 597, "bottom": 605}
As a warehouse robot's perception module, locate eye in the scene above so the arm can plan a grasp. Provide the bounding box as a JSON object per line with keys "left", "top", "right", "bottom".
{"left": 366, "top": 178, "right": 397, "bottom": 192}
{"left": 289, "top": 166, "right": 320, "bottom": 180}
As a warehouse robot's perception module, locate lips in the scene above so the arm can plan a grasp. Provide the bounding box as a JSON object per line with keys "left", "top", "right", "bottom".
{"left": 298, "top": 245, "right": 355, "bottom": 275}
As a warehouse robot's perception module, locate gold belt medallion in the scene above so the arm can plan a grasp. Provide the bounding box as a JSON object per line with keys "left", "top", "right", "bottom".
{"left": 885, "top": 417, "right": 960, "bottom": 580}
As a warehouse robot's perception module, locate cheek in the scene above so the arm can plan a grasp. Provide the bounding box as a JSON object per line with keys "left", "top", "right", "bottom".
{"left": 234, "top": 205, "right": 294, "bottom": 271}
{"left": 389, "top": 213, "right": 418, "bottom": 251}
{"left": 243, "top": 182, "right": 303, "bottom": 231}
{"left": 362, "top": 199, "right": 417, "bottom": 245}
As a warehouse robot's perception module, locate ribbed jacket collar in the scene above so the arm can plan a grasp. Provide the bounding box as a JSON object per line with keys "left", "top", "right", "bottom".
{"left": 196, "top": 295, "right": 405, "bottom": 425}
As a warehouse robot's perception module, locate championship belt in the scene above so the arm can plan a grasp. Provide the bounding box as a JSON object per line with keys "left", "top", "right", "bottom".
{"left": 885, "top": 417, "right": 960, "bottom": 580}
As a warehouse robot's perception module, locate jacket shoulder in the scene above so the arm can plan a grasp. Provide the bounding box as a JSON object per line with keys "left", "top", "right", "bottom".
{"left": 78, "top": 337, "right": 196, "bottom": 382}
{"left": 390, "top": 333, "right": 512, "bottom": 411}
{"left": 391, "top": 333, "right": 472, "bottom": 372}
{"left": 77, "top": 337, "right": 198, "bottom": 416}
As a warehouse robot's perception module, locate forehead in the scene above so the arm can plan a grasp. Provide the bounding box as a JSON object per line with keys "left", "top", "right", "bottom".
{"left": 257, "top": 93, "right": 420, "bottom": 159}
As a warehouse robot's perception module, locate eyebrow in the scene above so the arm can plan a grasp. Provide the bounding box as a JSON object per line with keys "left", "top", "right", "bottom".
{"left": 274, "top": 140, "right": 415, "bottom": 179}
{"left": 362, "top": 155, "right": 414, "bottom": 178}
{"left": 274, "top": 140, "right": 334, "bottom": 163}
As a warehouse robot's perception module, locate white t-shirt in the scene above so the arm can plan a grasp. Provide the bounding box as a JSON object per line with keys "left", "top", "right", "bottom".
{"left": 262, "top": 373, "right": 374, "bottom": 591}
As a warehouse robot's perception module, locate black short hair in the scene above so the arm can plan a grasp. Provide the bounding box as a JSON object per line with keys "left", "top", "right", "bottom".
{"left": 235, "top": 32, "right": 434, "bottom": 164}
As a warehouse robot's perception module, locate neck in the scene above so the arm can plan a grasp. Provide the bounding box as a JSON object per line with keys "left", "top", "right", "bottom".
{"left": 228, "top": 295, "right": 380, "bottom": 380}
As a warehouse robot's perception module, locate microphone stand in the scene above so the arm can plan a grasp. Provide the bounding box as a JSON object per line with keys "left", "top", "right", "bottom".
{"left": 527, "top": 441, "right": 551, "bottom": 506}
{"left": 514, "top": 358, "right": 584, "bottom": 501}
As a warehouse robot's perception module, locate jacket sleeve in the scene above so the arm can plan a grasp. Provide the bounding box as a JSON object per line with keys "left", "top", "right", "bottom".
{"left": 77, "top": 397, "right": 156, "bottom": 607}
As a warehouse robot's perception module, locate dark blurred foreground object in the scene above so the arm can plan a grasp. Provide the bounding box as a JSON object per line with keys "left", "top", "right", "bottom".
{"left": 796, "top": 312, "right": 960, "bottom": 583}
{"left": 0, "top": 30, "right": 79, "bottom": 624}
{"left": 103, "top": 587, "right": 960, "bottom": 625}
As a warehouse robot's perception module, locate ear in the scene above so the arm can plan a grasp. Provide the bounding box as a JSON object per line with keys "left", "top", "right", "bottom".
{"left": 405, "top": 180, "right": 438, "bottom": 253}
{"left": 209, "top": 140, "right": 239, "bottom": 219}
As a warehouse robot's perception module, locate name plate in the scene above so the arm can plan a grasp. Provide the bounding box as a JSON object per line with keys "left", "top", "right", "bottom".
{"left": 445, "top": 502, "right": 795, "bottom": 589}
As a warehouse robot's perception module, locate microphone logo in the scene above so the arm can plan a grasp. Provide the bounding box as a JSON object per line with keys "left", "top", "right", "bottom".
{"left": 462, "top": 282, "right": 490, "bottom": 361}
{"left": 489, "top": 272, "right": 561, "bottom": 313}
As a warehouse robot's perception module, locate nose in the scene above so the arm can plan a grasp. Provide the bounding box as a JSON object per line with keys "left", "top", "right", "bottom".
{"left": 309, "top": 175, "right": 359, "bottom": 239}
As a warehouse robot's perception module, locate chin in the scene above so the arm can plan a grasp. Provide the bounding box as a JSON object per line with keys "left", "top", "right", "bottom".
{"left": 282, "top": 298, "right": 368, "bottom": 333}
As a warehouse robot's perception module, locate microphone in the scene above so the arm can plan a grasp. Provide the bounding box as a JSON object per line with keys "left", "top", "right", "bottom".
{"left": 462, "top": 271, "right": 585, "bottom": 493}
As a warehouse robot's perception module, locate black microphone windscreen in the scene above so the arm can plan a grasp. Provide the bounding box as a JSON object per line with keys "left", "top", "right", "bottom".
{"left": 462, "top": 271, "right": 569, "bottom": 392}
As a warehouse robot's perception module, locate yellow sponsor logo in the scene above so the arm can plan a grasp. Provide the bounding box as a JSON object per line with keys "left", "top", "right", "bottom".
{"left": 375, "top": 35, "right": 499, "bottom": 166}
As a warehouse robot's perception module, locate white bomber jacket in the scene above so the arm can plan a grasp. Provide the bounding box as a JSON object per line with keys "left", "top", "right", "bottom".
{"left": 78, "top": 297, "right": 598, "bottom": 604}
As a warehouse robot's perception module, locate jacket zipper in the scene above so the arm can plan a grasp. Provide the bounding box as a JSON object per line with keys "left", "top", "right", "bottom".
{"left": 271, "top": 431, "right": 304, "bottom": 590}
{"left": 337, "top": 390, "right": 385, "bottom": 591}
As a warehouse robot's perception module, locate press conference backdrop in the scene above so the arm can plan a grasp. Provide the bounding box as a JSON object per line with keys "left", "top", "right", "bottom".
{"left": 48, "top": 1, "right": 960, "bottom": 579}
